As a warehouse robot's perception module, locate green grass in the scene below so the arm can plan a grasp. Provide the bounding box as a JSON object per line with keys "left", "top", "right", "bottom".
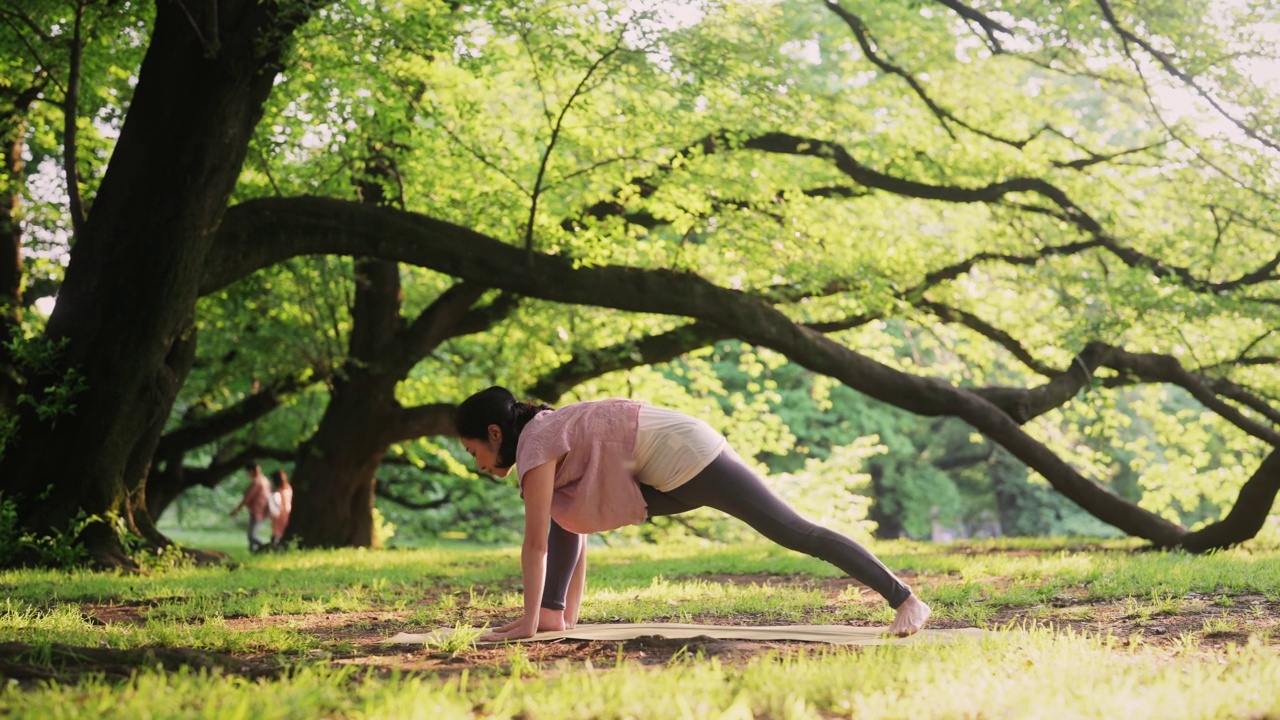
{"left": 2, "top": 629, "right": 1278, "bottom": 719}
{"left": 0, "top": 537, "right": 1277, "bottom": 718}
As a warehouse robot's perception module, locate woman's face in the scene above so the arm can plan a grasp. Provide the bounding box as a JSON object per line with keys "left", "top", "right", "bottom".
{"left": 461, "top": 425, "right": 511, "bottom": 478}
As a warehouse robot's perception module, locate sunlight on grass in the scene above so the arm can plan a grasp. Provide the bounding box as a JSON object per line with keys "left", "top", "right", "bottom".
{"left": 423, "top": 624, "right": 485, "bottom": 657}
{"left": 3, "top": 628, "right": 1279, "bottom": 719}
{"left": 584, "top": 576, "right": 826, "bottom": 623}
{"left": 0, "top": 539, "right": 1278, "bottom": 718}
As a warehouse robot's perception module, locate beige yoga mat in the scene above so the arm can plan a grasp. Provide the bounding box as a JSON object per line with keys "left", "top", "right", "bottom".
{"left": 386, "top": 623, "right": 985, "bottom": 646}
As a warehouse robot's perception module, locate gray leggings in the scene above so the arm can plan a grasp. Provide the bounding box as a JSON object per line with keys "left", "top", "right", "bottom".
{"left": 542, "top": 451, "right": 912, "bottom": 610}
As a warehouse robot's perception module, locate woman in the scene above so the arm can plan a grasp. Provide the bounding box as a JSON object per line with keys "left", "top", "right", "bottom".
{"left": 455, "top": 386, "right": 931, "bottom": 641}
{"left": 269, "top": 469, "right": 294, "bottom": 549}
{"left": 230, "top": 463, "right": 272, "bottom": 552}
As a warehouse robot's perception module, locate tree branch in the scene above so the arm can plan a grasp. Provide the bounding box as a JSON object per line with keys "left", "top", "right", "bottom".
{"left": 155, "top": 373, "right": 319, "bottom": 458}
{"left": 525, "top": 31, "right": 627, "bottom": 256}
{"left": 387, "top": 402, "right": 456, "bottom": 444}
{"left": 824, "top": 1, "right": 1034, "bottom": 147}
{"left": 528, "top": 321, "right": 732, "bottom": 401}
{"left": 1095, "top": 0, "right": 1280, "bottom": 154}
{"left": 62, "top": 0, "right": 87, "bottom": 238}
{"left": 381, "top": 281, "right": 489, "bottom": 379}
{"left": 207, "top": 196, "right": 1191, "bottom": 546}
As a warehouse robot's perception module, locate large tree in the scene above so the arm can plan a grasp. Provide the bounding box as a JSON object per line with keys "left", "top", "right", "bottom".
{"left": 0, "top": 0, "right": 333, "bottom": 565}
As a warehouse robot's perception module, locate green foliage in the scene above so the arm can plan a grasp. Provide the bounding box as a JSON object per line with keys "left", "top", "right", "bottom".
{"left": 371, "top": 507, "right": 397, "bottom": 547}
{"left": 0, "top": 334, "right": 87, "bottom": 461}
{"left": 6, "top": 503, "right": 96, "bottom": 570}
{"left": 0, "top": 490, "right": 111, "bottom": 571}
{"left": 11, "top": 0, "right": 1280, "bottom": 553}
{"left": 192, "top": 0, "right": 1280, "bottom": 549}
{"left": 0, "top": 493, "right": 21, "bottom": 563}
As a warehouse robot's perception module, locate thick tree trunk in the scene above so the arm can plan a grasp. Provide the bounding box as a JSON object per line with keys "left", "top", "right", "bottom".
{"left": 289, "top": 391, "right": 395, "bottom": 548}
{"left": 287, "top": 256, "right": 489, "bottom": 548}
{"left": 0, "top": 1, "right": 315, "bottom": 568}
{"left": 145, "top": 460, "right": 189, "bottom": 526}
{"left": 866, "top": 465, "right": 906, "bottom": 539}
{"left": 122, "top": 318, "right": 198, "bottom": 545}
{"left": 288, "top": 259, "right": 403, "bottom": 548}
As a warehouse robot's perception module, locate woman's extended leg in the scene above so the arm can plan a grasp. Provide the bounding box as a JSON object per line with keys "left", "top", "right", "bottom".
{"left": 659, "top": 451, "right": 930, "bottom": 634}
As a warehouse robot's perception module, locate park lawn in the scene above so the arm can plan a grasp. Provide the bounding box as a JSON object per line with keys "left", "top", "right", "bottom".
{"left": 0, "top": 537, "right": 1278, "bottom": 719}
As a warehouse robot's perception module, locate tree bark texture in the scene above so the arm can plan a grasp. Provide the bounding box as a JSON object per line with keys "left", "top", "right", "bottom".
{"left": 0, "top": 0, "right": 318, "bottom": 567}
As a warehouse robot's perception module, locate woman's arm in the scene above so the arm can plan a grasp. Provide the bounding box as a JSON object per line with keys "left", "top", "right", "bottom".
{"left": 483, "top": 461, "right": 556, "bottom": 641}
{"left": 563, "top": 540, "right": 587, "bottom": 628}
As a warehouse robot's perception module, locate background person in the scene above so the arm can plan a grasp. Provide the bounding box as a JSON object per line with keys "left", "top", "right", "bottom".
{"left": 270, "top": 469, "right": 294, "bottom": 549}
{"left": 230, "top": 463, "right": 272, "bottom": 551}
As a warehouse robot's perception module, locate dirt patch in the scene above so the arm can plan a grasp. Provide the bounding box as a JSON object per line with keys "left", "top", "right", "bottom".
{"left": 336, "top": 633, "right": 827, "bottom": 678}
{"left": 982, "top": 593, "right": 1280, "bottom": 654}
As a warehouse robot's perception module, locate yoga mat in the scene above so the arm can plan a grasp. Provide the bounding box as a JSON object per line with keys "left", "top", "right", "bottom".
{"left": 386, "top": 623, "right": 985, "bottom": 646}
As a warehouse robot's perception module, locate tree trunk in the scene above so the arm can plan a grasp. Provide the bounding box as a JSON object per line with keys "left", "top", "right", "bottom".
{"left": 288, "top": 392, "right": 395, "bottom": 548}
{"left": 0, "top": 86, "right": 38, "bottom": 409}
{"left": 0, "top": 1, "right": 316, "bottom": 568}
{"left": 122, "top": 318, "right": 198, "bottom": 545}
{"left": 287, "top": 259, "right": 403, "bottom": 548}
{"left": 866, "top": 464, "right": 905, "bottom": 539}
{"left": 286, "top": 256, "right": 490, "bottom": 548}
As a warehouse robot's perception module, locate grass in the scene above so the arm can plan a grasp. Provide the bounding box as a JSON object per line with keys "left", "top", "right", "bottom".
{"left": 0, "top": 536, "right": 1277, "bottom": 718}
{"left": 3, "top": 629, "right": 1278, "bottom": 719}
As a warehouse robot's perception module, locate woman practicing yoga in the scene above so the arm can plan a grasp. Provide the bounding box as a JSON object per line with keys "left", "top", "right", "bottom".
{"left": 455, "top": 386, "right": 931, "bottom": 641}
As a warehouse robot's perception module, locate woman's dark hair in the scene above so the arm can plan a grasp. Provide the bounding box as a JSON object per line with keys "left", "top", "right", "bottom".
{"left": 454, "top": 386, "right": 553, "bottom": 468}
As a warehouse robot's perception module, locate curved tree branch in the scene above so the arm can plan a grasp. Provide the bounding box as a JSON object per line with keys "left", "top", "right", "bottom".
{"left": 381, "top": 281, "right": 489, "bottom": 379}
{"left": 155, "top": 373, "right": 320, "bottom": 458}
{"left": 206, "top": 196, "right": 1190, "bottom": 546}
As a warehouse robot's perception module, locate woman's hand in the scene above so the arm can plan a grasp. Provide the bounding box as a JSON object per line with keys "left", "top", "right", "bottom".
{"left": 481, "top": 614, "right": 538, "bottom": 642}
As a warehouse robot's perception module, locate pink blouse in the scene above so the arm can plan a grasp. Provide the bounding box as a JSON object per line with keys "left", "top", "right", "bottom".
{"left": 515, "top": 399, "right": 648, "bottom": 534}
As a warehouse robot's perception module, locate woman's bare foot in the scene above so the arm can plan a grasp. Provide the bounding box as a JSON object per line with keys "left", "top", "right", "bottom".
{"left": 888, "top": 594, "right": 931, "bottom": 637}
{"left": 537, "top": 607, "right": 567, "bottom": 632}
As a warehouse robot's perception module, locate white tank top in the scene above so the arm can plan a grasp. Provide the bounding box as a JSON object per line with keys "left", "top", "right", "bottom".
{"left": 631, "top": 405, "right": 727, "bottom": 492}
